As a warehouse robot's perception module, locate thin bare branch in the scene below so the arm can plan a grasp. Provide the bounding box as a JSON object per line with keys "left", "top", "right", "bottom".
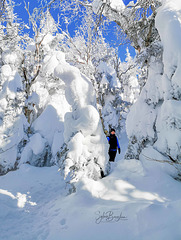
{"left": 0, "top": 0, "right": 5, "bottom": 18}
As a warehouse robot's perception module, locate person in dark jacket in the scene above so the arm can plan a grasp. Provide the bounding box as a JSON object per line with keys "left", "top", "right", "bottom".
{"left": 107, "top": 128, "right": 121, "bottom": 162}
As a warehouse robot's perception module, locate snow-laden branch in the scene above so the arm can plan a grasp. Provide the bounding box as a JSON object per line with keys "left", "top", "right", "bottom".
{"left": 141, "top": 153, "right": 180, "bottom": 165}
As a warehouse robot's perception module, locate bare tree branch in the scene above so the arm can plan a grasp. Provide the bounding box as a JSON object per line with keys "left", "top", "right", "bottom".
{"left": 0, "top": 0, "right": 5, "bottom": 18}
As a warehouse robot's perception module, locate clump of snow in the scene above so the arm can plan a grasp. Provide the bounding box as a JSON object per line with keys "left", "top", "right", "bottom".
{"left": 154, "top": 99, "right": 181, "bottom": 160}
{"left": 8, "top": 72, "right": 23, "bottom": 92}
{"left": 19, "top": 131, "right": 52, "bottom": 167}
{"left": 32, "top": 105, "right": 63, "bottom": 146}
{"left": 127, "top": 1, "right": 135, "bottom": 7}
{"left": 41, "top": 33, "right": 55, "bottom": 46}
{"left": 1, "top": 65, "right": 12, "bottom": 78}
{"left": 31, "top": 81, "right": 49, "bottom": 108}
{"left": 110, "top": 0, "right": 125, "bottom": 11}
{"left": 28, "top": 133, "right": 46, "bottom": 155}
{"left": 0, "top": 114, "right": 27, "bottom": 173}
{"left": 2, "top": 52, "right": 18, "bottom": 65}
{"left": 126, "top": 97, "right": 156, "bottom": 140}
{"left": 97, "top": 61, "right": 121, "bottom": 89}
{"left": 42, "top": 54, "right": 59, "bottom": 75}
{"left": 92, "top": 0, "right": 125, "bottom": 13}
{"left": 26, "top": 43, "right": 36, "bottom": 52}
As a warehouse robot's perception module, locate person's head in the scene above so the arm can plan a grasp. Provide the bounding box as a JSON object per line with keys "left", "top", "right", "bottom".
{"left": 110, "top": 128, "right": 115, "bottom": 135}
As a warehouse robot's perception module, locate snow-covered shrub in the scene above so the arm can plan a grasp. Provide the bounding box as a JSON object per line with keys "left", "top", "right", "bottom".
{"left": 18, "top": 41, "right": 109, "bottom": 183}
{"left": 53, "top": 53, "right": 108, "bottom": 182}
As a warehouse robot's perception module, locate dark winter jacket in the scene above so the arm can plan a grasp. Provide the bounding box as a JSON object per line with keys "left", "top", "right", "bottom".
{"left": 107, "top": 134, "right": 120, "bottom": 152}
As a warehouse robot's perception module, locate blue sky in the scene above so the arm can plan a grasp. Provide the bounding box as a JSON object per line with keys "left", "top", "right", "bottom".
{"left": 14, "top": 0, "right": 136, "bottom": 61}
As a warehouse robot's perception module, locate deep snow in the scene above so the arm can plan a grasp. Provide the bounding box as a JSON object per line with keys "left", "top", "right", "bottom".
{"left": 0, "top": 150, "right": 181, "bottom": 240}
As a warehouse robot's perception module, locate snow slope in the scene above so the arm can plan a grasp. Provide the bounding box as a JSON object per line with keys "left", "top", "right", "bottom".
{"left": 0, "top": 154, "right": 181, "bottom": 240}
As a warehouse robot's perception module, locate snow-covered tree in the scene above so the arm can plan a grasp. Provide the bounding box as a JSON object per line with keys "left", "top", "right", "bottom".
{"left": 67, "top": 0, "right": 181, "bottom": 168}
{"left": 71, "top": 0, "right": 157, "bottom": 159}
{"left": 57, "top": 7, "right": 138, "bottom": 138}
{"left": 0, "top": 0, "right": 28, "bottom": 174}
{"left": 3, "top": 6, "right": 108, "bottom": 186}
{"left": 0, "top": 1, "right": 110, "bottom": 184}
{"left": 0, "top": 5, "right": 61, "bottom": 174}
{"left": 0, "top": 0, "right": 5, "bottom": 18}
{"left": 118, "top": 48, "right": 140, "bottom": 104}
{"left": 112, "top": 0, "right": 181, "bottom": 168}
{"left": 91, "top": 0, "right": 161, "bottom": 50}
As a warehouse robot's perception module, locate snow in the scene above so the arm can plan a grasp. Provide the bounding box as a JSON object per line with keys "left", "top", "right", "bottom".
{"left": 125, "top": 0, "right": 181, "bottom": 161}
{"left": 126, "top": 97, "right": 156, "bottom": 140}
{"left": 26, "top": 44, "right": 36, "bottom": 52}
{"left": 2, "top": 52, "right": 18, "bottom": 65}
{"left": 154, "top": 99, "right": 181, "bottom": 159}
{"left": 8, "top": 72, "right": 23, "bottom": 92}
{"left": 156, "top": 0, "right": 181, "bottom": 89}
{"left": 0, "top": 113, "right": 27, "bottom": 172}
{"left": 110, "top": 0, "right": 125, "bottom": 11}
{"left": 28, "top": 133, "right": 47, "bottom": 155}
{"left": 1, "top": 0, "right": 181, "bottom": 239}
{"left": 92, "top": 0, "right": 125, "bottom": 14}
{"left": 152, "top": 0, "right": 181, "bottom": 159}
{"left": 97, "top": 61, "right": 121, "bottom": 88}
{"left": 12, "top": 47, "right": 109, "bottom": 181}
{"left": 1, "top": 155, "right": 181, "bottom": 240}
{"left": 41, "top": 33, "right": 55, "bottom": 46}
{"left": 127, "top": 1, "right": 135, "bottom": 7}
{"left": 32, "top": 105, "right": 63, "bottom": 146}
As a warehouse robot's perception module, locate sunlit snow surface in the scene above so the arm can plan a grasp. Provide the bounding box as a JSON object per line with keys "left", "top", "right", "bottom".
{"left": 0, "top": 154, "right": 181, "bottom": 240}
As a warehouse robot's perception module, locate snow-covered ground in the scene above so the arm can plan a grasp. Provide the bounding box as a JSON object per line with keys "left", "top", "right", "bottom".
{"left": 1, "top": 146, "right": 181, "bottom": 240}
